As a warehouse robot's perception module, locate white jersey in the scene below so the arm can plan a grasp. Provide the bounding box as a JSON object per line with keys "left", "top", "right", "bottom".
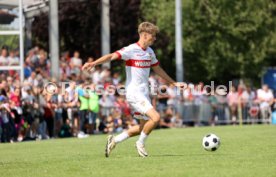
{"left": 115, "top": 42, "right": 159, "bottom": 96}
{"left": 115, "top": 42, "right": 159, "bottom": 116}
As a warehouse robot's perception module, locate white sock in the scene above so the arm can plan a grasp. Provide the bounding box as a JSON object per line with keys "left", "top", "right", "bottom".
{"left": 114, "top": 132, "right": 129, "bottom": 144}
{"left": 138, "top": 131, "right": 148, "bottom": 145}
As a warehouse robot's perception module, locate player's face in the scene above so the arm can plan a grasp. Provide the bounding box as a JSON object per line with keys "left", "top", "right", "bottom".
{"left": 147, "top": 33, "right": 156, "bottom": 46}
{"left": 141, "top": 32, "right": 156, "bottom": 46}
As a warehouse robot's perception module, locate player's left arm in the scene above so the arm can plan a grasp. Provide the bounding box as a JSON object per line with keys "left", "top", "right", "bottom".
{"left": 152, "top": 65, "right": 186, "bottom": 88}
{"left": 82, "top": 53, "right": 119, "bottom": 71}
{"left": 152, "top": 65, "right": 175, "bottom": 85}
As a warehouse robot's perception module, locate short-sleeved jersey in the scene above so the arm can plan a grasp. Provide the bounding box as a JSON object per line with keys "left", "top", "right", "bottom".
{"left": 115, "top": 42, "right": 159, "bottom": 96}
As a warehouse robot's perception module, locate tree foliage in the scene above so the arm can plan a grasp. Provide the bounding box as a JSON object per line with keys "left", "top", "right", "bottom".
{"left": 32, "top": 0, "right": 141, "bottom": 61}
{"left": 32, "top": 1, "right": 101, "bottom": 58}
{"left": 0, "top": 27, "right": 19, "bottom": 50}
{"left": 141, "top": 0, "right": 276, "bottom": 84}
{"left": 0, "top": 35, "right": 19, "bottom": 51}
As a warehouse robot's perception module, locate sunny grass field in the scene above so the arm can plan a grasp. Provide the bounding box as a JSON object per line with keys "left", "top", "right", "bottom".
{"left": 0, "top": 125, "right": 275, "bottom": 177}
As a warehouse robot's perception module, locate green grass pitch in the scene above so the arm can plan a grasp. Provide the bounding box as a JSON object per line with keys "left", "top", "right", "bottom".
{"left": 0, "top": 125, "right": 275, "bottom": 177}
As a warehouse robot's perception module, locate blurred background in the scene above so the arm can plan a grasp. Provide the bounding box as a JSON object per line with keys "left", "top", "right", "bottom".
{"left": 0, "top": 0, "right": 275, "bottom": 143}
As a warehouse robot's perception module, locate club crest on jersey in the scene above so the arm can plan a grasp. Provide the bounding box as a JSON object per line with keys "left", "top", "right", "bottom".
{"left": 149, "top": 53, "right": 153, "bottom": 60}
{"left": 136, "top": 53, "right": 146, "bottom": 57}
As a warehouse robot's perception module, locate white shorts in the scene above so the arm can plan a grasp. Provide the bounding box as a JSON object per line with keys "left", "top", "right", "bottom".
{"left": 126, "top": 93, "right": 153, "bottom": 120}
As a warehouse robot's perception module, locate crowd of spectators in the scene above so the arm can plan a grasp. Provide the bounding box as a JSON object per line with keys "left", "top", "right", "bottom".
{"left": 0, "top": 45, "right": 275, "bottom": 143}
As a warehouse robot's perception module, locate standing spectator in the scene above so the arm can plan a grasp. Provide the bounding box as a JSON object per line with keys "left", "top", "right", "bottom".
{"left": 44, "top": 93, "right": 54, "bottom": 138}
{"left": 240, "top": 85, "right": 251, "bottom": 121}
{"left": 9, "top": 87, "right": 23, "bottom": 141}
{"left": 7, "top": 76, "right": 15, "bottom": 93}
{"left": 227, "top": 86, "right": 239, "bottom": 123}
{"left": 99, "top": 92, "right": 116, "bottom": 118}
{"left": 34, "top": 87, "right": 48, "bottom": 139}
{"left": 0, "top": 80, "right": 9, "bottom": 97}
{"left": 215, "top": 88, "right": 229, "bottom": 124}
{"left": 30, "top": 46, "right": 40, "bottom": 66}
{"left": 112, "top": 72, "right": 121, "bottom": 86}
{"left": 82, "top": 57, "right": 94, "bottom": 79}
{"left": 27, "top": 72, "right": 37, "bottom": 86}
{"left": 76, "top": 81, "right": 90, "bottom": 138}
{"left": 92, "top": 65, "right": 102, "bottom": 84}
{"left": 257, "top": 84, "right": 274, "bottom": 123}
{"left": 183, "top": 84, "right": 195, "bottom": 123}
{"left": 88, "top": 85, "right": 99, "bottom": 134}
{"left": 192, "top": 83, "right": 205, "bottom": 125}
{"left": 199, "top": 93, "right": 213, "bottom": 125}
{"left": 50, "top": 86, "right": 64, "bottom": 137}
{"left": 167, "top": 85, "right": 177, "bottom": 110}
{"left": 20, "top": 87, "right": 37, "bottom": 141}
{"left": 157, "top": 79, "right": 170, "bottom": 114}
{"left": 0, "top": 100, "right": 14, "bottom": 143}
{"left": 37, "top": 50, "right": 50, "bottom": 77}
{"left": 244, "top": 86, "right": 258, "bottom": 122}
{"left": 24, "top": 58, "right": 33, "bottom": 78}
{"left": 65, "top": 81, "right": 78, "bottom": 132}
{"left": 100, "top": 67, "right": 111, "bottom": 83}
{"left": 70, "top": 51, "right": 82, "bottom": 76}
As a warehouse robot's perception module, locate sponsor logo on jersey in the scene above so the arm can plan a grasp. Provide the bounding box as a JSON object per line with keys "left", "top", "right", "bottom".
{"left": 134, "top": 61, "right": 151, "bottom": 67}
{"left": 126, "top": 59, "right": 151, "bottom": 68}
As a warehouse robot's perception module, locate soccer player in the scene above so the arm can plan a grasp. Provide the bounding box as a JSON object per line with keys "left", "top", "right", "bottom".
{"left": 82, "top": 22, "right": 184, "bottom": 157}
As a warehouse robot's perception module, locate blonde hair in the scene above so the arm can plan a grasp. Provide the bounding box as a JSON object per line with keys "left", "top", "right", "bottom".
{"left": 138, "top": 22, "right": 159, "bottom": 35}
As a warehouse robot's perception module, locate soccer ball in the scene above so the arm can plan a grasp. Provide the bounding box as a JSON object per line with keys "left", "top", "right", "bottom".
{"left": 202, "top": 133, "right": 220, "bottom": 151}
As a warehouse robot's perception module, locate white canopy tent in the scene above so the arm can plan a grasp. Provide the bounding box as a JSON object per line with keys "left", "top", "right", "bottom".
{"left": 0, "top": 0, "right": 24, "bottom": 81}
{"left": 0, "top": 0, "right": 112, "bottom": 82}
{"left": 0, "top": 0, "right": 48, "bottom": 82}
{"left": 0, "top": 0, "right": 42, "bottom": 9}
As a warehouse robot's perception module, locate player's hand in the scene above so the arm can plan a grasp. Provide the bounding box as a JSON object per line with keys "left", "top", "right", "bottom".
{"left": 82, "top": 62, "right": 95, "bottom": 71}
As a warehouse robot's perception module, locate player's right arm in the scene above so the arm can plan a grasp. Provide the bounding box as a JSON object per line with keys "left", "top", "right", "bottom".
{"left": 82, "top": 53, "right": 119, "bottom": 71}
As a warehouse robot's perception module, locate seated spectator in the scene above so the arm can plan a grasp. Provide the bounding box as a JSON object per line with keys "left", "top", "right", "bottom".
{"left": 8, "top": 50, "right": 19, "bottom": 66}
{"left": 104, "top": 115, "right": 114, "bottom": 134}
{"left": 159, "top": 107, "right": 174, "bottom": 128}
{"left": 112, "top": 109, "right": 123, "bottom": 133}
{"left": 124, "top": 115, "right": 138, "bottom": 129}
{"left": 58, "top": 119, "right": 72, "bottom": 138}
{"left": 104, "top": 109, "right": 123, "bottom": 134}
{"left": 0, "top": 47, "right": 8, "bottom": 66}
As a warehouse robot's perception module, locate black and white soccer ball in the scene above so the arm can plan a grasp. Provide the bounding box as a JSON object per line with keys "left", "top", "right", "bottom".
{"left": 202, "top": 133, "right": 220, "bottom": 151}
